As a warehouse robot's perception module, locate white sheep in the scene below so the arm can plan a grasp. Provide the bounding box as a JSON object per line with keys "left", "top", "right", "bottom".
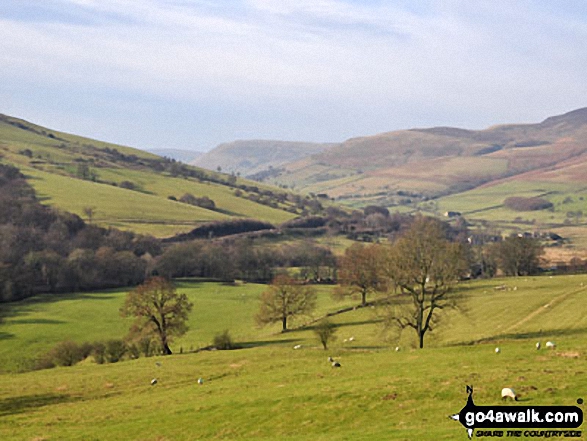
{"left": 501, "top": 387, "right": 518, "bottom": 401}
{"left": 293, "top": 344, "right": 302, "bottom": 350}
{"left": 495, "top": 347, "right": 501, "bottom": 354}
{"left": 197, "top": 378, "right": 204, "bottom": 385}
{"left": 348, "top": 336, "right": 355, "bottom": 342}
{"left": 545, "top": 341, "right": 556, "bottom": 349}
{"left": 395, "top": 346, "right": 400, "bottom": 352}
{"left": 151, "top": 378, "right": 158, "bottom": 386}
{"left": 536, "top": 342, "right": 541, "bottom": 350}
{"left": 332, "top": 361, "right": 341, "bottom": 368}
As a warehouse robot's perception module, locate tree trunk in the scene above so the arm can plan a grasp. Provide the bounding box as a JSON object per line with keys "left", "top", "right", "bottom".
{"left": 282, "top": 316, "right": 287, "bottom": 332}
{"left": 419, "top": 331, "right": 424, "bottom": 349}
{"left": 160, "top": 333, "right": 172, "bottom": 355}
{"left": 361, "top": 290, "right": 367, "bottom": 307}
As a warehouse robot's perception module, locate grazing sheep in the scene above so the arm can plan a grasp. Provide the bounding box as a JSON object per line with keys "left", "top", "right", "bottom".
{"left": 546, "top": 341, "right": 556, "bottom": 349}
{"left": 197, "top": 378, "right": 204, "bottom": 385}
{"left": 293, "top": 344, "right": 302, "bottom": 350}
{"left": 495, "top": 347, "right": 501, "bottom": 354}
{"left": 327, "top": 356, "right": 341, "bottom": 367}
{"left": 151, "top": 378, "right": 158, "bottom": 386}
{"left": 395, "top": 346, "right": 400, "bottom": 352}
{"left": 348, "top": 336, "right": 355, "bottom": 342}
{"left": 501, "top": 387, "right": 518, "bottom": 401}
{"left": 536, "top": 342, "right": 541, "bottom": 350}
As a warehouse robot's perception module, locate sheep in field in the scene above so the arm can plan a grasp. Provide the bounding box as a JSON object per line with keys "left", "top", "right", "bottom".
{"left": 501, "top": 387, "right": 518, "bottom": 401}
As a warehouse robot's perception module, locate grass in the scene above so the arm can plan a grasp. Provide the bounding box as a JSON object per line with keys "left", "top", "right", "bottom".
{"left": 1, "top": 275, "right": 587, "bottom": 439}
{"left": 23, "top": 166, "right": 228, "bottom": 236}
{"left": 0, "top": 115, "right": 298, "bottom": 237}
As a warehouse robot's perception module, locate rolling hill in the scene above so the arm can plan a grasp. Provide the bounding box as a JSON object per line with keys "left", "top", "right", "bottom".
{"left": 0, "top": 114, "right": 301, "bottom": 237}
{"left": 190, "top": 108, "right": 587, "bottom": 255}
{"left": 192, "top": 139, "right": 334, "bottom": 177}
{"left": 198, "top": 108, "right": 587, "bottom": 206}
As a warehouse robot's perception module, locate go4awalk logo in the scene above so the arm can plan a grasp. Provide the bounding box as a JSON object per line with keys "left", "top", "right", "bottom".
{"left": 450, "top": 386, "right": 583, "bottom": 439}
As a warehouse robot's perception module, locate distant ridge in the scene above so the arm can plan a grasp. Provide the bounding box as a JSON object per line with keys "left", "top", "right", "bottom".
{"left": 192, "top": 140, "right": 333, "bottom": 176}
{"left": 194, "top": 107, "right": 587, "bottom": 205}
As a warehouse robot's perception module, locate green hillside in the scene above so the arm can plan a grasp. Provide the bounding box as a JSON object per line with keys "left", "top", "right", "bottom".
{"left": 0, "top": 114, "right": 298, "bottom": 237}
{"left": 1, "top": 275, "right": 587, "bottom": 440}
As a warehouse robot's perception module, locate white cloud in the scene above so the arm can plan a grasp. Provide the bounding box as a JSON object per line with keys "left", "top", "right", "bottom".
{"left": 1, "top": 0, "right": 587, "bottom": 148}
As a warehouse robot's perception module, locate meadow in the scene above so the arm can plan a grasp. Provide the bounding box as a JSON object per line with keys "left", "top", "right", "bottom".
{"left": 0, "top": 115, "right": 297, "bottom": 238}
{"left": 1, "top": 275, "right": 587, "bottom": 440}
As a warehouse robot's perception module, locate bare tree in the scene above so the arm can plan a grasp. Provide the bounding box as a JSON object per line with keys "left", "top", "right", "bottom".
{"left": 120, "top": 277, "right": 193, "bottom": 355}
{"left": 83, "top": 206, "right": 96, "bottom": 224}
{"left": 335, "top": 243, "right": 385, "bottom": 306}
{"left": 489, "top": 235, "right": 543, "bottom": 276}
{"left": 381, "top": 216, "right": 468, "bottom": 348}
{"left": 313, "top": 319, "right": 338, "bottom": 350}
{"left": 256, "top": 275, "right": 316, "bottom": 332}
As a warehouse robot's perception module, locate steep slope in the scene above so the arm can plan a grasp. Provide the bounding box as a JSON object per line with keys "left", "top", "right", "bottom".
{"left": 0, "top": 114, "right": 301, "bottom": 236}
{"left": 192, "top": 139, "right": 333, "bottom": 176}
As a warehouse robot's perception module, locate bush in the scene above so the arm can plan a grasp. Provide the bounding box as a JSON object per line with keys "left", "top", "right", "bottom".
{"left": 37, "top": 340, "right": 87, "bottom": 369}
{"left": 137, "top": 336, "right": 158, "bottom": 357}
{"left": 313, "top": 319, "right": 337, "bottom": 350}
{"left": 105, "top": 339, "right": 127, "bottom": 363}
{"left": 127, "top": 343, "right": 140, "bottom": 360}
{"left": 213, "top": 330, "right": 238, "bottom": 350}
{"left": 50, "top": 340, "right": 85, "bottom": 366}
{"left": 119, "top": 180, "right": 136, "bottom": 190}
{"left": 93, "top": 342, "right": 106, "bottom": 364}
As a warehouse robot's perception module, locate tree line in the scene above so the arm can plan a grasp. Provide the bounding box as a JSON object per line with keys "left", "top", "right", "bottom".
{"left": 0, "top": 164, "right": 160, "bottom": 302}
{"left": 0, "top": 162, "right": 546, "bottom": 307}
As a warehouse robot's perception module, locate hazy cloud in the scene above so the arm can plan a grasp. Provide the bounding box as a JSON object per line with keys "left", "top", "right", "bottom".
{"left": 1, "top": 0, "right": 586, "bottom": 150}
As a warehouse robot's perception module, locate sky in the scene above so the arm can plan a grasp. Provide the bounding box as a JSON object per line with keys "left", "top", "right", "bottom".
{"left": 1, "top": 0, "right": 587, "bottom": 152}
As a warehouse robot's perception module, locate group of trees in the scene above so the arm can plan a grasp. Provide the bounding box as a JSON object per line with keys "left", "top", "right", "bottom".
{"left": 154, "top": 238, "right": 336, "bottom": 283}
{"left": 0, "top": 164, "right": 161, "bottom": 302}
{"left": 255, "top": 217, "right": 469, "bottom": 348}
{"left": 255, "top": 216, "right": 545, "bottom": 348}
{"left": 111, "top": 213, "right": 549, "bottom": 358}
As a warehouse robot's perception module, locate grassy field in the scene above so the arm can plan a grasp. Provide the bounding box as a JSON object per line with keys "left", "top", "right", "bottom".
{"left": 0, "top": 115, "right": 297, "bottom": 237}
{"left": 1, "top": 276, "right": 587, "bottom": 440}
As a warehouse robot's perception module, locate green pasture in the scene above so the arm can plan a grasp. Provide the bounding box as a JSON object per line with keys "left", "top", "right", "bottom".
{"left": 97, "top": 168, "right": 295, "bottom": 224}
{"left": 1, "top": 276, "right": 587, "bottom": 439}
{"left": 23, "top": 166, "right": 226, "bottom": 236}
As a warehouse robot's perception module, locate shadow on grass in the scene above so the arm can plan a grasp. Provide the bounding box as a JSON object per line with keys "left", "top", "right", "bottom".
{"left": 7, "top": 318, "right": 65, "bottom": 325}
{"left": 458, "top": 327, "right": 587, "bottom": 346}
{"left": 0, "top": 331, "right": 14, "bottom": 340}
{"left": 239, "top": 339, "right": 300, "bottom": 349}
{"left": 0, "top": 393, "right": 78, "bottom": 417}
{"left": 0, "top": 290, "right": 123, "bottom": 320}
{"left": 302, "top": 319, "right": 383, "bottom": 331}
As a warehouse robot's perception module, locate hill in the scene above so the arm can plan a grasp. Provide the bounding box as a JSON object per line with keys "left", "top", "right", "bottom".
{"left": 198, "top": 108, "right": 587, "bottom": 207}
{"left": 1, "top": 276, "right": 587, "bottom": 439}
{"left": 192, "top": 140, "right": 333, "bottom": 177}
{"left": 0, "top": 114, "right": 305, "bottom": 237}
{"left": 276, "top": 108, "right": 587, "bottom": 203}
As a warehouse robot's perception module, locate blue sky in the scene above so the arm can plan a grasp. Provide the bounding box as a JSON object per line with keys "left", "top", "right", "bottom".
{"left": 1, "top": 0, "right": 587, "bottom": 152}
